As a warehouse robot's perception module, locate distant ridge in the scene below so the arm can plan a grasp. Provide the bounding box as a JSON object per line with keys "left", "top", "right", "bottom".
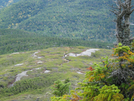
{"left": 0, "top": 0, "right": 133, "bottom": 42}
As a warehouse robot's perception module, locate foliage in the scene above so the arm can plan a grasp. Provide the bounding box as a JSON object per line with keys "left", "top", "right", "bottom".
{"left": 114, "top": 43, "right": 130, "bottom": 55}
{"left": 51, "top": 43, "right": 134, "bottom": 101}
{"left": 94, "top": 85, "right": 124, "bottom": 101}
{"left": 51, "top": 95, "right": 69, "bottom": 101}
{"left": 51, "top": 78, "right": 71, "bottom": 97}
{"left": 1, "top": 0, "right": 134, "bottom": 42}
{"left": 0, "top": 29, "right": 112, "bottom": 55}
{"left": 51, "top": 90, "right": 83, "bottom": 101}
{"left": 85, "top": 61, "right": 109, "bottom": 83}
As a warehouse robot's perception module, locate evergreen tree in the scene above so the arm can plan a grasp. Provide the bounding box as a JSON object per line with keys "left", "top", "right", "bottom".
{"left": 52, "top": 78, "right": 70, "bottom": 97}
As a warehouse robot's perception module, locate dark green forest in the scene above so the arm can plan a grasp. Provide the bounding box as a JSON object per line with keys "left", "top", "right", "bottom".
{"left": 0, "top": 29, "right": 112, "bottom": 55}
{"left": 0, "top": 0, "right": 133, "bottom": 42}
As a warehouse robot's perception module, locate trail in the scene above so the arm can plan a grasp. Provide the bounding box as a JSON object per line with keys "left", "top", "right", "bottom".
{"left": 64, "top": 49, "right": 100, "bottom": 57}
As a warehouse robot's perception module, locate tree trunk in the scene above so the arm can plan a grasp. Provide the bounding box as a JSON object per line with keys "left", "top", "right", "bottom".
{"left": 111, "top": 0, "right": 134, "bottom": 46}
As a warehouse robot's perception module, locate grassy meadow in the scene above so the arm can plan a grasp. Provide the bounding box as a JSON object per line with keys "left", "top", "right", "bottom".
{"left": 0, "top": 46, "right": 113, "bottom": 101}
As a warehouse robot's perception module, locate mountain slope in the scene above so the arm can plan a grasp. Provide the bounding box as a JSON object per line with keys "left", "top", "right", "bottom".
{"left": 0, "top": 0, "right": 132, "bottom": 42}
{"left": 0, "top": 0, "right": 134, "bottom": 42}
{"left": 0, "top": 46, "right": 112, "bottom": 101}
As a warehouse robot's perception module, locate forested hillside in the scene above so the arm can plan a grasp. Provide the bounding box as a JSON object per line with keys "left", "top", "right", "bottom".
{"left": 0, "top": 29, "right": 112, "bottom": 55}
{"left": 0, "top": 0, "right": 133, "bottom": 42}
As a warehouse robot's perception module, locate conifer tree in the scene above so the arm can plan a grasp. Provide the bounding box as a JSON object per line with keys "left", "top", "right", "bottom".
{"left": 51, "top": 78, "right": 70, "bottom": 97}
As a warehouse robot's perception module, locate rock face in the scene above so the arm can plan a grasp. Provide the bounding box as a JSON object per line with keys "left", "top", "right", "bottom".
{"left": 9, "top": 67, "right": 51, "bottom": 87}
{"left": 15, "top": 71, "right": 29, "bottom": 82}
{"left": 37, "top": 61, "right": 43, "bottom": 64}
{"left": 9, "top": 70, "right": 29, "bottom": 87}
{"left": 33, "top": 51, "right": 39, "bottom": 57}
{"left": 14, "top": 63, "right": 23, "bottom": 66}
{"left": 77, "top": 71, "right": 83, "bottom": 74}
{"left": 44, "top": 70, "right": 51, "bottom": 73}
{"left": 65, "top": 49, "right": 100, "bottom": 57}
